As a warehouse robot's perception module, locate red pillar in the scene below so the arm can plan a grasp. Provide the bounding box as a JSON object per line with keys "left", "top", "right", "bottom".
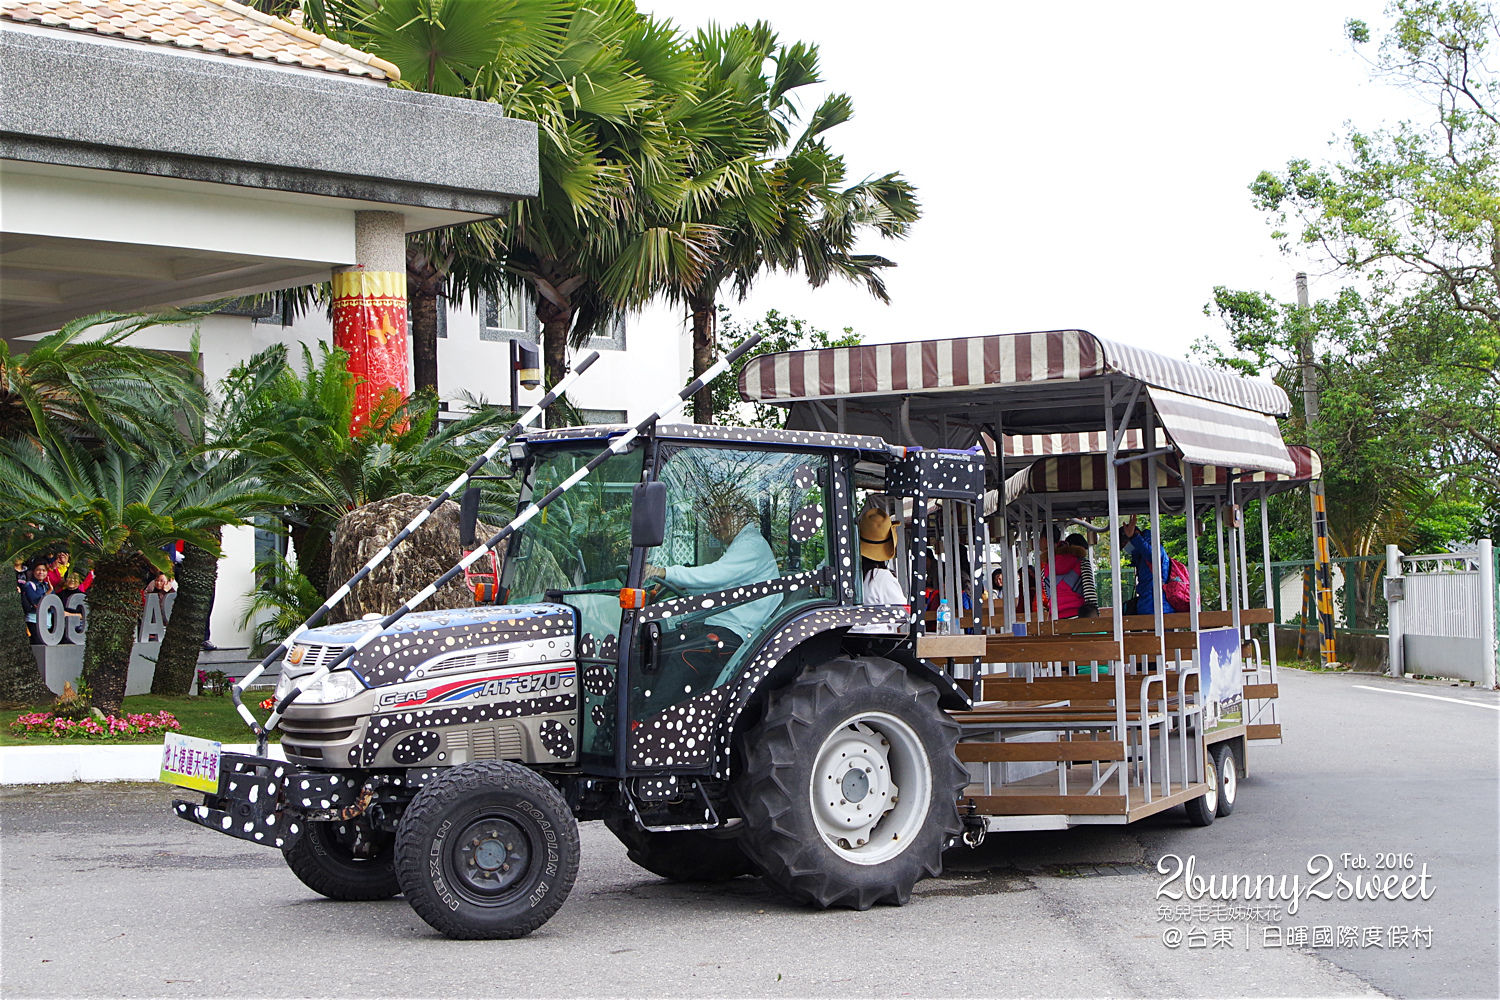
{"left": 332, "top": 268, "right": 410, "bottom": 433}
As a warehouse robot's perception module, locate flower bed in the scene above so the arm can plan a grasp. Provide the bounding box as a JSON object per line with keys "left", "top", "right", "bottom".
{"left": 9, "top": 710, "right": 182, "bottom": 741}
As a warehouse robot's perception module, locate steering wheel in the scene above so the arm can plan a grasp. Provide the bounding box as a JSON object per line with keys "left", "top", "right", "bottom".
{"left": 644, "top": 575, "right": 688, "bottom": 601}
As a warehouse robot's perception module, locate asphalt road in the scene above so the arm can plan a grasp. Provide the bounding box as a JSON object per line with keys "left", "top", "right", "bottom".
{"left": 1, "top": 669, "right": 1495, "bottom": 999}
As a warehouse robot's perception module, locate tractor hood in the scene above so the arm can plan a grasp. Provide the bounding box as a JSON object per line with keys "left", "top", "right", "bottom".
{"left": 290, "top": 604, "right": 577, "bottom": 687}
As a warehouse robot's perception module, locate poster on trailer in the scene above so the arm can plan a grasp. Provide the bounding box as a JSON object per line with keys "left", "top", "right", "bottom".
{"left": 1197, "top": 626, "right": 1244, "bottom": 731}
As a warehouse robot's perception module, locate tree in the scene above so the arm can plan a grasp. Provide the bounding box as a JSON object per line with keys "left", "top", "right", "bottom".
{"left": 0, "top": 438, "right": 270, "bottom": 715}
{"left": 0, "top": 311, "right": 199, "bottom": 704}
{"left": 676, "top": 23, "right": 920, "bottom": 423}
{"left": 708, "top": 308, "right": 863, "bottom": 429}
{"left": 1202, "top": 286, "right": 1486, "bottom": 624}
{"left": 153, "top": 347, "right": 295, "bottom": 696}
{"left": 301, "top": 0, "right": 572, "bottom": 395}
{"left": 491, "top": 1, "right": 729, "bottom": 389}
{"left": 1254, "top": 1, "right": 1497, "bottom": 324}
{"left": 1203, "top": 0, "right": 1499, "bottom": 567}
{"left": 307, "top": 1, "right": 727, "bottom": 394}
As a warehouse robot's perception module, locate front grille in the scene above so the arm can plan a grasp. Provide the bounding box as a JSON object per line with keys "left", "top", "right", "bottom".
{"left": 278, "top": 714, "right": 360, "bottom": 743}
{"left": 290, "top": 643, "right": 351, "bottom": 670}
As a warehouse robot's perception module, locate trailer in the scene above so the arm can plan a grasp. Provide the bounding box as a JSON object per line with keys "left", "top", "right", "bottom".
{"left": 161, "top": 329, "right": 1319, "bottom": 938}
{"left": 737, "top": 329, "right": 1318, "bottom": 834}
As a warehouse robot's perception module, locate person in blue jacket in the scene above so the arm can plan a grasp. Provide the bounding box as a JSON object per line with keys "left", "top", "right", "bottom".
{"left": 1119, "top": 518, "right": 1176, "bottom": 615}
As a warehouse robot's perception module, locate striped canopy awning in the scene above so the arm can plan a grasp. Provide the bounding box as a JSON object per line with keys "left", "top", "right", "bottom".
{"left": 740, "top": 329, "right": 1290, "bottom": 416}
{"left": 998, "top": 445, "right": 1322, "bottom": 511}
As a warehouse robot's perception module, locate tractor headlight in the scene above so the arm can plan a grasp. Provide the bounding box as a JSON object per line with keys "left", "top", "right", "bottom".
{"left": 273, "top": 668, "right": 365, "bottom": 706}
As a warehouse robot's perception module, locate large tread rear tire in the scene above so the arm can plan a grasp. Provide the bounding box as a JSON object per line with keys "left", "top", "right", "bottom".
{"left": 604, "top": 815, "right": 753, "bottom": 882}
{"left": 281, "top": 819, "right": 399, "bottom": 901}
{"left": 395, "top": 761, "right": 579, "bottom": 939}
{"left": 731, "top": 656, "right": 966, "bottom": 910}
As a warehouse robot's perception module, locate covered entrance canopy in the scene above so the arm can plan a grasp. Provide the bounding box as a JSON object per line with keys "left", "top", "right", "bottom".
{"left": 738, "top": 330, "right": 1295, "bottom": 475}
{"left": 0, "top": 0, "right": 538, "bottom": 339}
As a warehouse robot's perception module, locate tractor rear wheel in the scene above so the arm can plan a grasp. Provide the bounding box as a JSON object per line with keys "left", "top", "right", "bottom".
{"left": 731, "top": 656, "right": 966, "bottom": 909}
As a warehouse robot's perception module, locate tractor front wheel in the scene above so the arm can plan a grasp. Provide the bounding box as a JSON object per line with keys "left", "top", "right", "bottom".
{"left": 395, "top": 761, "right": 579, "bottom": 939}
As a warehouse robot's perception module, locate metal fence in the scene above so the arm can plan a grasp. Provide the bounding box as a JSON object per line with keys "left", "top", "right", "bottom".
{"left": 1269, "top": 554, "right": 1389, "bottom": 636}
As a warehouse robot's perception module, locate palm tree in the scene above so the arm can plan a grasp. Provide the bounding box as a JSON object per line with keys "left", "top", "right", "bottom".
{"left": 153, "top": 346, "right": 297, "bottom": 696}
{"left": 676, "top": 23, "right": 921, "bottom": 422}
{"left": 303, "top": 0, "right": 571, "bottom": 394}
{"left": 0, "top": 437, "right": 272, "bottom": 715}
{"left": 496, "top": 1, "right": 731, "bottom": 387}
{"left": 246, "top": 343, "right": 520, "bottom": 596}
{"left": 0, "top": 311, "right": 200, "bottom": 704}
{"left": 310, "top": 0, "right": 732, "bottom": 390}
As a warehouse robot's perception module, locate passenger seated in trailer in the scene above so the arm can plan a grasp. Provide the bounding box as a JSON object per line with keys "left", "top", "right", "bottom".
{"left": 1042, "top": 533, "right": 1099, "bottom": 619}
{"left": 1119, "top": 517, "right": 1179, "bottom": 615}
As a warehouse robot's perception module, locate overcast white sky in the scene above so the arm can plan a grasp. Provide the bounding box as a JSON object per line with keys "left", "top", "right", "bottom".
{"left": 642, "top": 1, "right": 1419, "bottom": 358}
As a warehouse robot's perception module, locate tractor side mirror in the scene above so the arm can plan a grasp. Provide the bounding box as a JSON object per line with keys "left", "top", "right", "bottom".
{"left": 459, "top": 486, "right": 480, "bottom": 547}
{"left": 631, "top": 482, "right": 667, "bottom": 548}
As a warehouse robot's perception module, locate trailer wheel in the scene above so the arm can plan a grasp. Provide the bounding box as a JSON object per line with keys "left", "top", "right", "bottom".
{"left": 1212, "top": 744, "right": 1238, "bottom": 817}
{"left": 395, "top": 761, "right": 579, "bottom": 939}
{"left": 1184, "top": 752, "right": 1218, "bottom": 826}
{"left": 603, "top": 814, "right": 753, "bottom": 882}
{"left": 731, "top": 656, "right": 966, "bottom": 909}
{"left": 281, "top": 819, "right": 399, "bottom": 901}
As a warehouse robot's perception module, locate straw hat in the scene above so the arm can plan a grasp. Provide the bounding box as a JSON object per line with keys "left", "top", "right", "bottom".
{"left": 858, "top": 507, "right": 897, "bottom": 561}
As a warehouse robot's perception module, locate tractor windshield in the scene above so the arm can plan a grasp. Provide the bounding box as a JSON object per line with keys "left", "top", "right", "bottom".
{"left": 504, "top": 443, "right": 643, "bottom": 624}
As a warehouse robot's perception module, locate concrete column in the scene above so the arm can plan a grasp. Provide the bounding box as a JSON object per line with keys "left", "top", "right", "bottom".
{"left": 333, "top": 210, "right": 409, "bottom": 431}
{"left": 1478, "top": 538, "right": 1496, "bottom": 689}
{"left": 1386, "top": 543, "right": 1404, "bottom": 678}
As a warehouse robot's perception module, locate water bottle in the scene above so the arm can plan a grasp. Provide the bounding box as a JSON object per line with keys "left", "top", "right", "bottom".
{"left": 936, "top": 598, "right": 953, "bottom": 634}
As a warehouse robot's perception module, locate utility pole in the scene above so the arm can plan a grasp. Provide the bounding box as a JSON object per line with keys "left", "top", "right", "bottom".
{"left": 1298, "top": 273, "right": 1338, "bottom": 666}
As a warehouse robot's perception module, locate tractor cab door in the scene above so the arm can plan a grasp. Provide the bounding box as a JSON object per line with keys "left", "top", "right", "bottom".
{"left": 624, "top": 444, "right": 836, "bottom": 770}
{"left": 500, "top": 443, "right": 644, "bottom": 770}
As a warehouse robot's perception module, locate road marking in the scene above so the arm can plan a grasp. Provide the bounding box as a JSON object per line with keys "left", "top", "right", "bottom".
{"left": 1352, "top": 684, "right": 1500, "bottom": 711}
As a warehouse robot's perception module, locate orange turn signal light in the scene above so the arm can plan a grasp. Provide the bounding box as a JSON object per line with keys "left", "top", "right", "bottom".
{"left": 619, "top": 587, "right": 646, "bottom": 609}
{"left": 474, "top": 581, "right": 497, "bottom": 603}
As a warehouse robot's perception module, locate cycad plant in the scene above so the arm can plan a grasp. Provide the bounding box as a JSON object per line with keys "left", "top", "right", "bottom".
{"left": 238, "top": 554, "right": 323, "bottom": 659}
{"left": 246, "top": 343, "right": 520, "bottom": 596}
{"left": 0, "top": 438, "right": 273, "bottom": 714}
{"left": 0, "top": 310, "right": 200, "bottom": 704}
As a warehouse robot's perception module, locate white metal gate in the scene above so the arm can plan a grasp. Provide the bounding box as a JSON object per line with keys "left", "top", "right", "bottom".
{"left": 1386, "top": 540, "right": 1497, "bottom": 687}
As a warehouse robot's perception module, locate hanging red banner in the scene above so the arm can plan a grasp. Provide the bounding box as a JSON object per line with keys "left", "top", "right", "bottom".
{"left": 332, "top": 270, "right": 410, "bottom": 432}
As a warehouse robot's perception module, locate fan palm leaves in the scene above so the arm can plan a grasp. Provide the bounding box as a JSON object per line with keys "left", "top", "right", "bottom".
{"left": 307, "top": 1, "right": 738, "bottom": 391}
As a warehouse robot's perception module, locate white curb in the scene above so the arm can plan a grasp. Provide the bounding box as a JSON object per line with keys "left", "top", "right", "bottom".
{"left": 0, "top": 743, "right": 286, "bottom": 785}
